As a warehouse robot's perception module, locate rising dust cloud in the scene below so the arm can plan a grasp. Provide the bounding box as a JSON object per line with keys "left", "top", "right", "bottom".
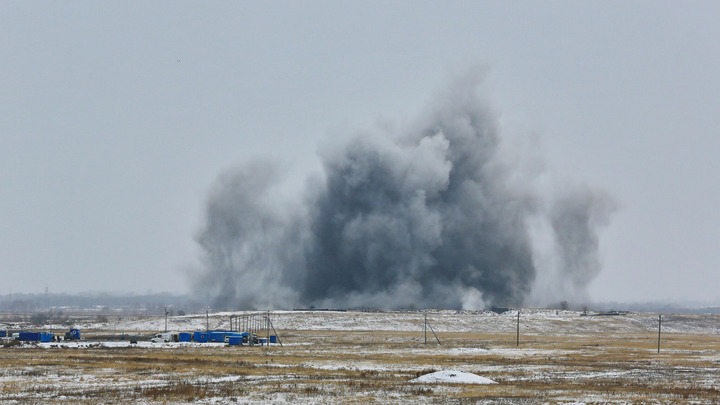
{"left": 192, "top": 71, "right": 615, "bottom": 310}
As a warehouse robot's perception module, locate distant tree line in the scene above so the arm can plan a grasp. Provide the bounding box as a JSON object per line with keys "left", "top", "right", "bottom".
{"left": 0, "top": 292, "right": 206, "bottom": 315}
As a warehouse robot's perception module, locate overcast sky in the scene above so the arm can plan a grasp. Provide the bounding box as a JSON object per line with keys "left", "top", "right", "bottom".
{"left": 2, "top": 1, "right": 719, "bottom": 303}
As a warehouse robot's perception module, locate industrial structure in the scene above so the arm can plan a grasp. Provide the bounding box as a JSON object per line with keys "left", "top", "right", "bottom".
{"left": 1, "top": 312, "right": 282, "bottom": 347}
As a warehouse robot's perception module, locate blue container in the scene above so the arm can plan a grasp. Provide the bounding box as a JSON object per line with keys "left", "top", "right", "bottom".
{"left": 70, "top": 329, "right": 81, "bottom": 339}
{"left": 0, "top": 331, "right": 6, "bottom": 338}
{"left": 178, "top": 332, "right": 192, "bottom": 342}
{"left": 227, "top": 336, "right": 242, "bottom": 345}
{"left": 193, "top": 332, "right": 208, "bottom": 343}
{"left": 40, "top": 333, "right": 54, "bottom": 342}
{"left": 269, "top": 335, "right": 277, "bottom": 343}
{"left": 19, "top": 332, "right": 41, "bottom": 341}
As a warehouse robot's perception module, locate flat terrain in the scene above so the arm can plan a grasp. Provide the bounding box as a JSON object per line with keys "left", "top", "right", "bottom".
{"left": 1, "top": 310, "right": 719, "bottom": 404}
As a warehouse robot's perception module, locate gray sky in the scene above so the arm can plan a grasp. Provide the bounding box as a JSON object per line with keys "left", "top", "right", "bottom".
{"left": 2, "top": 1, "right": 719, "bottom": 303}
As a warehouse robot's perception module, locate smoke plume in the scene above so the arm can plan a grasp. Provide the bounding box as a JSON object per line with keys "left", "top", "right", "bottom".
{"left": 192, "top": 71, "right": 615, "bottom": 310}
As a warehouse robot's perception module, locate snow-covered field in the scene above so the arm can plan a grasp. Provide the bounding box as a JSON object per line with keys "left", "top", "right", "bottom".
{"left": 1, "top": 309, "right": 719, "bottom": 404}
{"left": 30, "top": 308, "right": 720, "bottom": 336}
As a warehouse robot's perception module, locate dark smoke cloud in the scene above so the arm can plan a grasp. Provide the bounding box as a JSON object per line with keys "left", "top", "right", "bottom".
{"left": 192, "top": 71, "right": 615, "bottom": 310}
{"left": 550, "top": 187, "right": 616, "bottom": 297}
{"left": 193, "top": 161, "right": 307, "bottom": 309}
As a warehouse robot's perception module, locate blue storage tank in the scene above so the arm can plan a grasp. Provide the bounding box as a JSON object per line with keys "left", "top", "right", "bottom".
{"left": 40, "top": 333, "right": 54, "bottom": 342}
{"left": 227, "top": 336, "right": 242, "bottom": 345}
{"left": 224, "top": 333, "right": 242, "bottom": 341}
{"left": 0, "top": 331, "right": 6, "bottom": 338}
{"left": 70, "top": 329, "right": 81, "bottom": 340}
{"left": 209, "top": 331, "right": 233, "bottom": 342}
{"left": 178, "top": 332, "right": 192, "bottom": 342}
{"left": 193, "top": 332, "right": 208, "bottom": 343}
{"left": 269, "top": 335, "right": 277, "bottom": 343}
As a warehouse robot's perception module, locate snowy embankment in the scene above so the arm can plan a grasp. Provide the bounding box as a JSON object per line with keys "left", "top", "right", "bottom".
{"left": 6, "top": 309, "right": 719, "bottom": 336}
{"left": 412, "top": 370, "right": 497, "bottom": 384}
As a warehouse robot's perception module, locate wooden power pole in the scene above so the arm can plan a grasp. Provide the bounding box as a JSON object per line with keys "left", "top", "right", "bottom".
{"left": 657, "top": 314, "right": 662, "bottom": 353}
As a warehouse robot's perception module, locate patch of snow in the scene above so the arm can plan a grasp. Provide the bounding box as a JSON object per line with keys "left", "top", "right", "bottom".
{"left": 445, "top": 347, "right": 489, "bottom": 355}
{"left": 37, "top": 341, "right": 225, "bottom": 349}
{"left": 412, "top": 369, "right": 497, "bottom": 384}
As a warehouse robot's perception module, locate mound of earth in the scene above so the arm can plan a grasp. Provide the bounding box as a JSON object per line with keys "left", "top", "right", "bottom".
{"left": 412, "top": 370, "right": 497, "bottom": 384}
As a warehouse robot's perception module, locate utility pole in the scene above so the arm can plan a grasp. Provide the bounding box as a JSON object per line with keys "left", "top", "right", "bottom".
{"left": 164, "top": 306, "right": 169, "bottom": 333}
{"left": 424, "top": 312, "right": 427, "bottom": 345}
{"left": 516, "top": 310, "right": 520, "bottom": 347}
{"left": 206, "top": 307, "right": 209, "bottom": 332}
{"left": 657, "top": 314, "right": 662, "bottom": 353}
